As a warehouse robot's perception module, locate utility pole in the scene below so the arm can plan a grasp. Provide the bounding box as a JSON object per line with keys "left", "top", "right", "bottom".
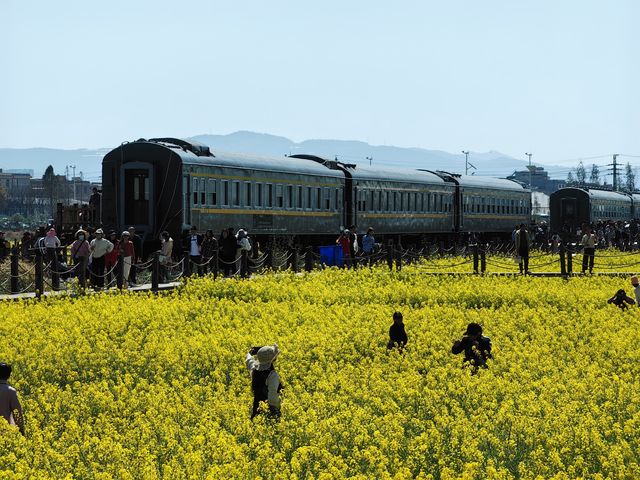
{"left": 69, "top": 164, "right": 77, "bottom": 202}
{"left": 525, "top": 153, "right": 533, "bottom": 223}
{"left": 366, "top": 156, "right": 372, "bottom": 166}
{"left": 612, "top": 154, "right": 619, "bottom": 191}
{"left": 80, "top": 171, "right": 84, "bottom": 204}
{"left": 462, "top": 151, "right": 475, "bottom": 175}
{"left": 525, "top": 153, "right": 533, "bottom": 190}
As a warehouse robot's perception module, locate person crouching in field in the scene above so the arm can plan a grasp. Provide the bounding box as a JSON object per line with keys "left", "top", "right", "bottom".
{"left": 246, "top": 345, "right": 282, "bottom": 419}
{"left": 0, "top": 363, "right": 24, "bottom": 436}
{"left": 452, "top": 323, "right": 492, "bottom": 373}
{"left": 607, "top": 289, "right": 636, "bottom": 310}
{"left": 387, "top": 311, "right": 408, "bottom": 351}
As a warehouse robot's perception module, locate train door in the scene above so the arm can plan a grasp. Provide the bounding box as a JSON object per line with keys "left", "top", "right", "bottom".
{"left": 561, "top": 197, "right": 577, "bottom": 229}
{"left": 183, "top": 174, "right": 191, "bottom": 227}
{"left": 122, "top": 166, "right": 153, "bottom": 231}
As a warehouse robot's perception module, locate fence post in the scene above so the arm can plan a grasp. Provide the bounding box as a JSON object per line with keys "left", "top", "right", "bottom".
{"left": 480, "top": 247, "right": 486, "bottom": 274}
{"left": 291, "top": 249, "right": 299, "bottom": 273}
{"left": 152, "top": 252, "right": 159, "bottom": 292}
{"left": 305, "top": 247, "right": 313, "bottom": 272}
{"left": 51, "top": 249, "right": 60, "bottom": 291}
{"left": 395, "top": 249, "right": 402, "bottom": 271}
{"left": 472, "top": 244, "right": 479, "bottom": 274}
{"left": 566, "top": 245, "right": 573, "bottom": 275}
{"left": 213, "top": 249, "right": 219, "bottom": 279}
{"left": 116, "top": 254, "right": 124, "bottom": 290}
{"left": 35, "top": 251, "right": 43, "bottom": 298}
{"left": 78, "top": 256, "right": 87, "bottom": 290}
{"left": 387, "top": 241, "right": 394, "bottom": 271}
{"left": 559, "top": 243, "right": 566, "bottom": 277}
{"left": 241, "top": 250, "right": 249, "bottom": 278}
{"left": 265, "top": 249, "right": 273, "bottom": 270}
{"left": 182, "top": 253, "right": 191, "bottom": 277}
{"left": 10, "top": 247, "right": 19, "bottom": 294}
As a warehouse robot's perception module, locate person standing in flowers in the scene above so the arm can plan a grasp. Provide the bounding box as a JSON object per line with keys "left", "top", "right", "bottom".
{"left": 451, "top": 323, "right": 492, "bottom": 372}
{"left": 387, "top": 311, "right": 408, "bottom": 350}
{"left": 246, "top": 344, "right": 282, "bottom": 419}
{"left": 0, "top": 363, "right": 24, "bottom": 436}
{"left": 580, "top": 225, "right": 597, "bottom": 274}
{"left": 514, "top": 223, "right": 531, "bottom": 275}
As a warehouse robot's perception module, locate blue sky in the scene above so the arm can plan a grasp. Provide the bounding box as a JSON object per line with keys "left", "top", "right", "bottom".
{"left": 1, "top": 0, "right": 638, "bottom": 167}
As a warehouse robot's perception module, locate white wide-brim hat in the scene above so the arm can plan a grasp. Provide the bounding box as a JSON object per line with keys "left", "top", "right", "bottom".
{"left": 256, "top": 344, "right": 279, "bottom": 366}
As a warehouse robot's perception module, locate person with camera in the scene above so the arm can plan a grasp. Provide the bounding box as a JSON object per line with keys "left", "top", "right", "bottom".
{"left": 631, "top": 276, "right": 640, "bottom": 305}
{"left": 245, "top": 344, "right": 282, "bottom": 419}
{"left": 607, "top": 289, "right": 636, "bottom": 310}
{"left": 451, "top": 323, "right": 492, "bottom": 372}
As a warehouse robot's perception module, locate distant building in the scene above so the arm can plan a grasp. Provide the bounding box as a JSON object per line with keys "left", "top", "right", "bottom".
{"left": 507, "top": 166, "right": 565, "bottom": 195}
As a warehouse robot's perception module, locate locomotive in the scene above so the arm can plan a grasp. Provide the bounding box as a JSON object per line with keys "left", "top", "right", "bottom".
{"left": 101, "top": 137, "right": 530, "bottom": 250}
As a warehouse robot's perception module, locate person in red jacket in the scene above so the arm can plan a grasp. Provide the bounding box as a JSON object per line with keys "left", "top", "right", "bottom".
{"left": 105, "top": 231, "right": 120, "bottom": 287}
{"left": 119, "top": 231, "right": 135, "bottom": 288}
{"left": 336, "top": 230, "right": 351, "bottom": 268}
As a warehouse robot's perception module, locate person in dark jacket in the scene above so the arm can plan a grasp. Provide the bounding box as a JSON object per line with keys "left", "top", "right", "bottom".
{"left": 387, "top": 311, "right": 408, "bottom": 350}
{"left": 607, "top": 289, "right": 636, "bottom": 310}
{"left": 185, "top": 225, "right": 204, "bottom": 276}
{"left": 452, "top": 322, "right": 492, "bottom": 372}
{"left": 201, "top": 229, "right": 218, "bottom": 275}
{"left": 220, "top": 228, "right": 237, "bottom": 276}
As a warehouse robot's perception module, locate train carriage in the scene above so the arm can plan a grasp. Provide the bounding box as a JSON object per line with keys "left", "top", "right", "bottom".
{"left": 102, "top": 138, "right": 345, "bottom": 248}
{"left": 455, "top": 176, "right": 530, "bottom": 233}
{"left": 549, "top": 187, "right": 632, "bottom": 233}
{"left": 347, "top": 165, "right": 454, "bottom": 235}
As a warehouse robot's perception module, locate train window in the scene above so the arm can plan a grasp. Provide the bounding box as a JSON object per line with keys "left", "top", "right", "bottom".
{"left": 208, "top": 180, "right": 217, "bottom": 206}
{"left": 316, "top": 188, "right": 322, "bottom": 210}
{"left": 145, "top": 177, "right": 150, "bottom": 201}
{"left": 297, "top": 186, "right": 302, "bottom": 209}
{"left": 256, "top": 183, "right": 263, "bottom": 207}
{"left": 221, "top": 181, "right": 228, "bottom": 206}
{"left": 325, "top": 188, "right": 331, "bottom": 210}
{"left": 192, "top": 178, "right": 198, "bottom": 205}
{"left": 245, "top": 182, "right": 252, "bottom": 206}
{"left": 233, "top": 182, "right": 240, "bottom": 206}
{"left": 267, "top": 184, "right": 273, "bottom": 207}
{"left": 276, "top": 185, "right": 284, "bottom": 208}
{"left": 201, "top": 191, "right": 206, "bottom": 205}
{"left": 336, "top": 189, "right": 340, "bottom": 210}
{"left": 306, "top": 187, "right": 312, "bottom": 209}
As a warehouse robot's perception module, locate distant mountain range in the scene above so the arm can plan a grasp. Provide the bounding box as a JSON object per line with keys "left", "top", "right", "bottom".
{"left": 0, "top": 131, "right": 566, "bottom": 180}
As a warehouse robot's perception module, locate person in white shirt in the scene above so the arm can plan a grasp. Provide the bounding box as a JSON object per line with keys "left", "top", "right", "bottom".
{"left": 580, "top": 225, "right": 597, "bottom": 274}
{"left": 245, "top": 344, "right": 281, "bottom": 419}
{"left": 187, "top": 225, "right": 203, "bottom": 276}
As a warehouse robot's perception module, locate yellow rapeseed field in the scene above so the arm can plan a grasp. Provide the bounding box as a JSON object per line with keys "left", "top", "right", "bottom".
{"left": 1, "top": 261, "right": 639, "bottom": 479}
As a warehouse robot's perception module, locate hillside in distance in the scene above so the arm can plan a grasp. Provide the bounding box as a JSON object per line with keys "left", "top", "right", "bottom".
{"left": 0, "top": 131, "right": 558, "bottom": 179}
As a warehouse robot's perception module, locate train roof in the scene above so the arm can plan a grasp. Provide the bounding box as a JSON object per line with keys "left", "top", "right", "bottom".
{"left": 454, "top": 175, "right": 527, "bottom": 191}
{"left": 552, "top": 187, "right": 632, "bottom": 202}
{"left": 420, "top": 170, "right": 528, "bottom": 192}
{"left": 119, "top": 140, "right": 345, "bottom": 178}
{"left": 347, "top": 165, "right": 447, "bottom": 185}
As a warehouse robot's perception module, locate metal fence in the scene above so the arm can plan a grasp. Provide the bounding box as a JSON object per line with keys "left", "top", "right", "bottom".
{"left": 2, "top": 241, "right": 640, "bottom": 299}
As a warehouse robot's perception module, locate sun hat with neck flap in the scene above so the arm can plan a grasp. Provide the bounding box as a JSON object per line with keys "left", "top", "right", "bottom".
{"left": 256, "top": 344, "right": 279, "bottom": 367}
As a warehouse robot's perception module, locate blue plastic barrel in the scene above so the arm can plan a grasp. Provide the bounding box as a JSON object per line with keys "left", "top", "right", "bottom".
{"left": 319, "top": 245, "right": 343, "bottom": 267}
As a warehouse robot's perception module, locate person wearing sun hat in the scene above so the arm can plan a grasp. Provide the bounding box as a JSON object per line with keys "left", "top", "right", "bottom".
{"left": 89, "top": 228, "right": 114, "bottom": 289}
{"left": 118, "top": 230, "right": 135, "bottom": 288}
{"left": 245, "top": 344, "right": 282, "bottom": 419}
